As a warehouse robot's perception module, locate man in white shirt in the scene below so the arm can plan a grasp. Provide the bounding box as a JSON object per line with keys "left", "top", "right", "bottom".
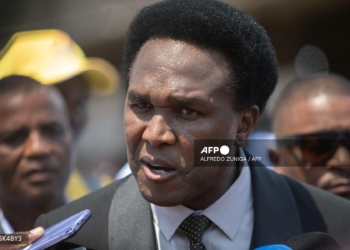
{"left": 118, "top": 142, "right": 253, "bottom": 249}
{"left": 151, "top": 149, "right": 253, "bottom": 250}
{"left": 35, "top": 0, "right": 350, "bottom": 249}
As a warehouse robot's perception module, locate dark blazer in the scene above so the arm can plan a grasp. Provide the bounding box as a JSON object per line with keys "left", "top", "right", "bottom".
{"left": 35, "top": 163, "right": 350, "bottom": 250}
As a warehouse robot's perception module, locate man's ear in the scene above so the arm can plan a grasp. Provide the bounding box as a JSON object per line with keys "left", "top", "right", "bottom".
{"left": 234, "top": 105, "right": 259, "bottom": 147}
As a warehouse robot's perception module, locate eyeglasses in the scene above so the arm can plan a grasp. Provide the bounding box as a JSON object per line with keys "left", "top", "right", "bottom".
{"left": 278, "top": 130, "right": 350, "bottom": 166}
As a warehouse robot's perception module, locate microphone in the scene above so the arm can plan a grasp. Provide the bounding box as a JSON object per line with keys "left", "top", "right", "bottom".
{"left": 255, "top": 245, "right": 292, "bottom": 250}
{"left": 286, "top": 232, "right": 341, "bottom": 250}
{"left": 254, "top": 232, "right": 341, "bottom": 250}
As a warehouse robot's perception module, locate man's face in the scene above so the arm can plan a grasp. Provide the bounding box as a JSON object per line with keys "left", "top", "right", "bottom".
{"left": 124, "top": 38, "right": 255, "bottom": 209}
{"left": 271, "top": 94, "right": 350, "bottom": 199}
{"left": 56, "top": 75, "right": 90, "bottom": 141}
{"left": 0, "top": 88, "right": 73, "bottom": 203}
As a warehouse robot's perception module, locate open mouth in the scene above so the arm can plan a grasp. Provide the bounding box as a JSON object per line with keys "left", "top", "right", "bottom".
{"left": 141, "top": 159, "right": 178, "bottom": 182}
{"left": 149, "top": 164, "right": 174, "bottom": 175}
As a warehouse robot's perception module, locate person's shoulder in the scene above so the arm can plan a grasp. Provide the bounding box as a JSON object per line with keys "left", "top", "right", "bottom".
{"left": 283, "top": 174, "right": 350, "bottom": 211}
{"left": 251, "top": 164, "right": 350, "bottom": 212}
{"left": 296, "top": 178, "right": 350, "bottom": 224}
{"left": 36, "top": 176, "right": 131, "bottom": 224}
{"left": 281, "top": 174, "right": 350, "bottom": 247}
{"left": 35, "top": 176, "right": 133, "bottom": 249}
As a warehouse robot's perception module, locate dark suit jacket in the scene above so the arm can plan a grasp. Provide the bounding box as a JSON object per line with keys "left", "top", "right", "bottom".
{"left": 35, "top": 163, "right": 350, "bottom": 250}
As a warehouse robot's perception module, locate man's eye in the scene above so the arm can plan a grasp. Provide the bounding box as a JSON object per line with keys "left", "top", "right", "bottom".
{"left": 43, "top": 124, "right": 64, "bottom": 139}
{"left": 129, "top": 102, "right": 153, "bottom": 114}
{"left": 1, "top": 132, "right": 27, "bottom": 148}
{"left": 138, "top": 103, "right": 152, "bottom": 108}
{"left": 179, "top": 108, "right": 199, "bottom": 116}
{"left": 131, "top": 103, "right": 152, "bottom": 109}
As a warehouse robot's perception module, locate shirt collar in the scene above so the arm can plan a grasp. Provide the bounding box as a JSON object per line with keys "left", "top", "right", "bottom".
{"left": 151, "top": 148, "right": 252, "bottom": 241}
{"left": 151, "top": 202, "right": 193, "bottom": 241}
{"left": 0, "top": 208, "right": 14, "bottom": 234}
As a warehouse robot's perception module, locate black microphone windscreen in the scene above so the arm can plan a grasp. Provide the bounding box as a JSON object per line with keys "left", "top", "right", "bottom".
{"left": 286, "top": 232, "right": 341, "bottom": 250}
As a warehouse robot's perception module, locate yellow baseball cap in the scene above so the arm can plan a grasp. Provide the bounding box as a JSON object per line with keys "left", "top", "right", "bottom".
{"left": 0, "top": 29, "right": 119, "bottom": 95}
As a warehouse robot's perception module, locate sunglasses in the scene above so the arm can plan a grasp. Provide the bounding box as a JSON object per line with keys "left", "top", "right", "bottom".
{"left": 278, "top": 130, "right": 350, "bottom": 166}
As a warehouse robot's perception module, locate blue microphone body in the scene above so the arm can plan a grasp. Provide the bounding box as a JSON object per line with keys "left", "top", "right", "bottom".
{"left": 255, "top": 245, "right": 292, "bottom": 250}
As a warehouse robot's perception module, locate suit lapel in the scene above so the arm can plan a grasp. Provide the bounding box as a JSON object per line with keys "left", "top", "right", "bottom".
{"left": 249, "top": 161, "right": 303, "bottom": 249}
{"left": 108, "top": 176, "right": 157, "bottom": 250}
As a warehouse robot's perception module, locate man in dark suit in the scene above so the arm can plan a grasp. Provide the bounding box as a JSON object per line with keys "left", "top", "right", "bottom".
{"left": 35, "top": 0, "right": 350, "bottom": 249}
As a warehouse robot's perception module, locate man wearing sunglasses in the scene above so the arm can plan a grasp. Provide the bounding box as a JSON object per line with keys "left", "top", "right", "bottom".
{"left": 270, "top": 74, "right": 350, "bottom": 200}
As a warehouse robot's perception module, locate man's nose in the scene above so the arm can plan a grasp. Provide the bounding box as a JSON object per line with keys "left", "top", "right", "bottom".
{"left": 142, "top": 114, "right": 176, "bottom": 147}
{"left": 326, "top": 146, "right": 350, "bottom": 171}
{"left": 23, "top": 131, "right": 50, "bottom": 158}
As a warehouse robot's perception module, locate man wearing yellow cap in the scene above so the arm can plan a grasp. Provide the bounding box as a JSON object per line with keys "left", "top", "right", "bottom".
{"left": 0, "top": 29, "right": 120, "bottom": 201}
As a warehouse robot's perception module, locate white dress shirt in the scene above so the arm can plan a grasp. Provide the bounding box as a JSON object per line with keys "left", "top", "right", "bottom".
{"left": 151, "top": 149, "right": 254, "bottom": 250}
{"left": 0, "top": 209, "right": 14, "bottom": 234}
{"left": 114, "top": 162, "right": 132, "bottom": 180}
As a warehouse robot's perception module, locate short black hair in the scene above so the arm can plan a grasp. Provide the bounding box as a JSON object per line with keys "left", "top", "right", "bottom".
{"left": 0, "top": 75, "right": 43, "bottom": 97}
{"left": 123, "top": 0, "right": 278, "bottom": 113}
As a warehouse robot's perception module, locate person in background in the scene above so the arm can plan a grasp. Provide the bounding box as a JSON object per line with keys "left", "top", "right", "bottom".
{"left": 270, "top": 74, "right": 350, "bottom": 200}
{"left": 0, "top": 76, "right": 73, "bottom": 233}
{"left": 0, "top": 29, "right": 120, "bottom": 200}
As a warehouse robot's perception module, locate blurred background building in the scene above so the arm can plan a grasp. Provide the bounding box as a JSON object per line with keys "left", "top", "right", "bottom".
{"left": 1, "top": 0, "right": 349, "bottom": 182}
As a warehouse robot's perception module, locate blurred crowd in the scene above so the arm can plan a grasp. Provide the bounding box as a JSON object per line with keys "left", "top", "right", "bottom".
{"left": 0, "top": 1, "right": 350, "bottom": 249}
{"left": 0, "top": 29, "right": 120, "bottom": 233}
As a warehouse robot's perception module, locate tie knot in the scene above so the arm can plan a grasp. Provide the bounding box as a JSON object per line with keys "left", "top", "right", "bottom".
{"left": 179, "top": 214, "right": 212, "bottom": 249}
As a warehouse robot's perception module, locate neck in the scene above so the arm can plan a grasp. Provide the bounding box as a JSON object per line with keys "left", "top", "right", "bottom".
{"left": 184, "top": 166, "right": 239, "bottom": 210}
{"left": 0, "top": 196, "right": 66, "bottom": 232}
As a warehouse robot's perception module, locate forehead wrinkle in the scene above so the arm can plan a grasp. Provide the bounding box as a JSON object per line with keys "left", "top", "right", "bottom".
{"left": 135, "top": 39, "right": 230, "bottom": 86}
{"left": 129, "top": 38, "right": 232, "bottom": 111}
{"left": 128, "top": 84, "right": 215, "bottom": 110}
{"left": 131, "top": 70, "right": 218, "bottom": 96}
{"left": 169, "top": 95, "right": 212, "bottom": 109}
